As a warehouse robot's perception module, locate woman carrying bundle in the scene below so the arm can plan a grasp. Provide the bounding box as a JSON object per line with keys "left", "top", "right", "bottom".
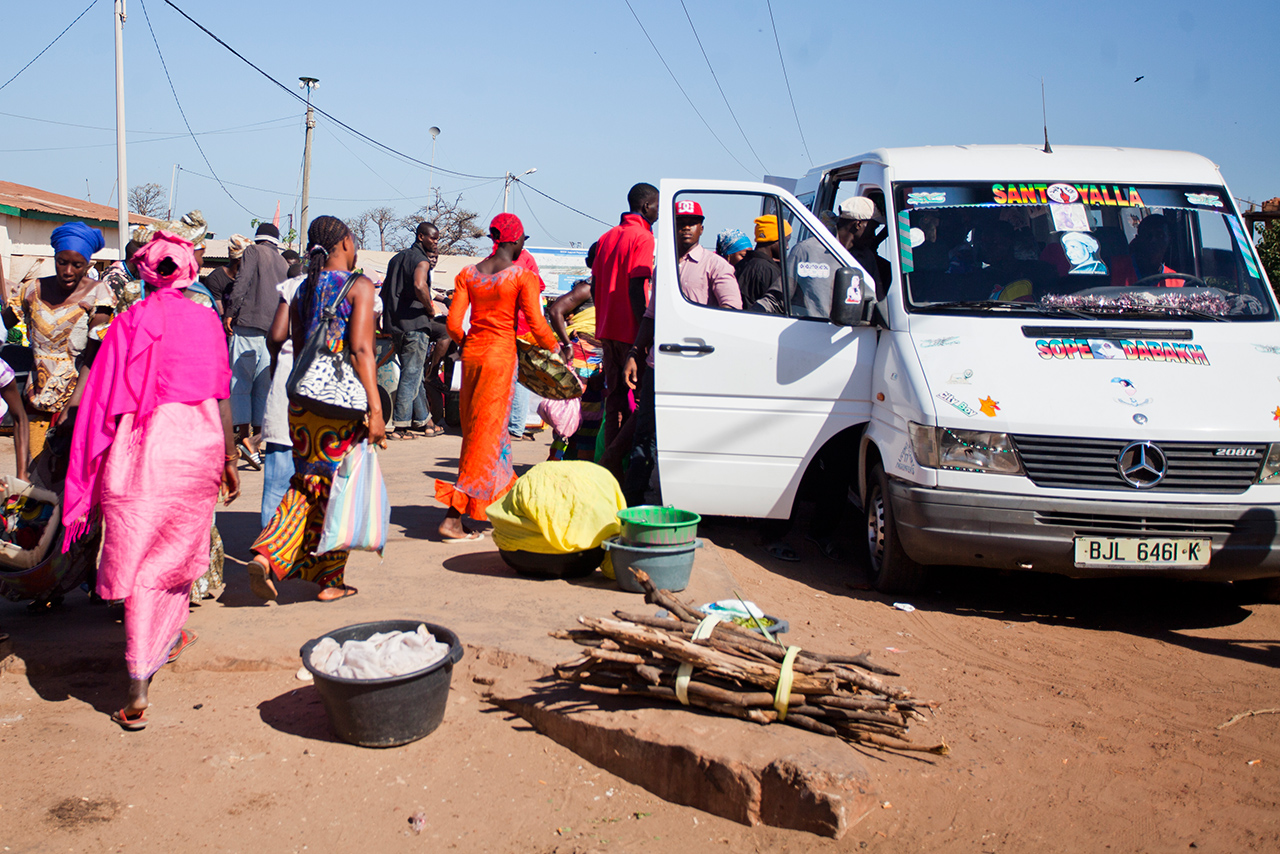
{"left": 434, "top": 213, "right": 559, "bottom": 540}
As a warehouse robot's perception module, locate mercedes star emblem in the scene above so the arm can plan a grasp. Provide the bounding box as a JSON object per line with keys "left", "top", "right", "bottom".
{"left": 1117, "top": 441, "right": 1167, "bottom": 488}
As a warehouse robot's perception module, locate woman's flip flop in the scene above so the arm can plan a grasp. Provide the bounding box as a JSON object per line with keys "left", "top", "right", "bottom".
{"left": 440, "top": 531, "right": 484, "bottom": 543}
{"left": 318, "top": 585, "right": 358, "bottom": 602}
{"left": 248, "top": 561, "right": 278, "bottom": 601}
{"left": 166, "top": 629, "right": 198, "bottom": 664}
{"left": 111, "top": 708, "right": 148, "bottom": 731}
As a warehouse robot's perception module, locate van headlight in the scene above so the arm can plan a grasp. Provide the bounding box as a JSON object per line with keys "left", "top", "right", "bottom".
{"left": 1257, "top": 444, "right": 1280, "bottom": 484}
{"left": 908, "top": 423, "right": 1024, "bottom": 474}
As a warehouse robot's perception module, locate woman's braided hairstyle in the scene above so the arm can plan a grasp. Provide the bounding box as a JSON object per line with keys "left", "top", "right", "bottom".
{"left": 299, "top": 214, "right": 352, "bottom": 319}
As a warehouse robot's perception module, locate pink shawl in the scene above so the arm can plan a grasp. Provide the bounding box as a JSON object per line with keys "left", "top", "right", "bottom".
{"left": 62, "top": 234, "right": 230, "bottom": 545}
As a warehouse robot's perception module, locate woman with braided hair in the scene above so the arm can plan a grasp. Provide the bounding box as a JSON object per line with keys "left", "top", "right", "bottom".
{"left": 248, "top": 215, "right": 385, "bottom": 602}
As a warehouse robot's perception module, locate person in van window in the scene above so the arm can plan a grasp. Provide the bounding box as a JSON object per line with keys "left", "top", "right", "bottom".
{"left": 843, "top": 197, "right": 893, "bottom": 299}
{"left": 674, "top": 201, "right": 742, "bottom": 310}
{"left": 789, "top": 197, "right": 880, "bottom": 317}
{"left": 1109, "top": 214, "right": 1185, "bottom": 287}
{"left": 737, "top": 215, "right": 790, "bottom": 311}
{"left": 972, "top": 220, "right": 1057, "bottom": 300}
{"left": 715, "top": 228, "right": 752, "bottom": 267}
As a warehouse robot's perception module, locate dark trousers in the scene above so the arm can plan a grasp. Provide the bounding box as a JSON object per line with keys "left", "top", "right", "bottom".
{"left": 622, "top": 366, "right": 655, "bottom": 507}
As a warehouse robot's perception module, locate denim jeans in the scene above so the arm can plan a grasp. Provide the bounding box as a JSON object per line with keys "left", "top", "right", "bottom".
{"left": 229, "top": 327, "right": 271, "bottom": 427}
{"left": 260, "top": 442, "right": 294, "bottom": 529}
{"left": 392, "top": 329, "right": 430, "bottom": 428}
{"left": 509, "top": 367, "right": 530, "bottom": 437}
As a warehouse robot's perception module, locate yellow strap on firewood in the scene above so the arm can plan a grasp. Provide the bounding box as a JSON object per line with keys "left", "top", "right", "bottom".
{"left": 773, "top": 646, "right": 802, "bottom": 721}
{"left": 675, "top": 613, "right": 725, "bottom": 706}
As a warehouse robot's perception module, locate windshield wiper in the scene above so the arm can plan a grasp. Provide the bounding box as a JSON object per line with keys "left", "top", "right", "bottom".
{"left": 920, "top": 300, "right": 1094, "bottom": 320}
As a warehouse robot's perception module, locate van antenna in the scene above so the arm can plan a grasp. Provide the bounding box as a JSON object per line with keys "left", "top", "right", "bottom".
{"left": 1041, "top": 77, "right": 1052, "bottom": 154}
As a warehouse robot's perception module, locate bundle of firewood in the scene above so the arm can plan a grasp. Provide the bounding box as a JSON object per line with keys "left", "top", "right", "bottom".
{"left": 551, "top": 572, "right": 947, "bottom": 755}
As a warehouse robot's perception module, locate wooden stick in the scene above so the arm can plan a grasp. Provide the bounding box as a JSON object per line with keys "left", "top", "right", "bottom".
{"left": 844, "top": 731, "right": 951, "bottom": 756}
{"left": 1218, "top": 708, "right": 1280, "bottom": 730}
{"left": 587, "top": 648, "right": 645, "bottom": 665}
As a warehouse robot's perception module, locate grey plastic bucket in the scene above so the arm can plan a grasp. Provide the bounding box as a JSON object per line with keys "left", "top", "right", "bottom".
{"left": 602, "top": 536, "right": 702, "bottom": 593}
{"left": 300, "top": 620, "right": 464, "bottom": 748}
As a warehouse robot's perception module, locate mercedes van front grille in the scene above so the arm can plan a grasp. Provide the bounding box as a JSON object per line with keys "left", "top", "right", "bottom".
{"left": 1011, "top": 435, "right": 1265, "bottom": 494}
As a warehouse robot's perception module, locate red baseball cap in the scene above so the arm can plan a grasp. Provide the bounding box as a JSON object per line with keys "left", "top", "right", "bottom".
{"left": 674, "top": 199, "right": 704, "bottom": 219}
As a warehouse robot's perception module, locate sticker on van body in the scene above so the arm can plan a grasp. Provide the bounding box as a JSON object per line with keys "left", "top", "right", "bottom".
{"left": 978, "top": 396, "right": 1000, "bottom": 417}
{"left": 895, "top": 443, "right": 916, "bottom": 475}
{"left": 907, "top": 191, "right": 947, "bottom": 206}
{"left": 920, "top": 336, "right": 960, "bottom": 349}
{"left": 936, "top": 391, "right": 979, "bottom": 417}
{"left": 1035, "top": 338, "right": 1210, "bottom": 365}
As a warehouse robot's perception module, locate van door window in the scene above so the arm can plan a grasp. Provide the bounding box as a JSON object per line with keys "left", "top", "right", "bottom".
{"left": 669, "top": 191, "right": 830, "bottom": 320}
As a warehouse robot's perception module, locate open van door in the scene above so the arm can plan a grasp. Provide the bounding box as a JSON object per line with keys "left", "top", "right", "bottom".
{"left": 652, "top": 178, "right": 878, "bottom": 518}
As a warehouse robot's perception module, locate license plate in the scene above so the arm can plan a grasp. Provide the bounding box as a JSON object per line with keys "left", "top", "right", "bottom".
{"left": 1073, "top": 537, "right": 1211, "bottom": 568}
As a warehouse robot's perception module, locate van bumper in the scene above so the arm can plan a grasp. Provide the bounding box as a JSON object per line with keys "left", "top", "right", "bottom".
{"left": 886, "top": 479, "right": 1280, "bottom": 581}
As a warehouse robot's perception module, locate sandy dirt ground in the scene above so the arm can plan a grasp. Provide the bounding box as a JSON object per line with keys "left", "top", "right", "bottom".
{"left": 1, "top": 428, "right": 1278, "bottom": 853}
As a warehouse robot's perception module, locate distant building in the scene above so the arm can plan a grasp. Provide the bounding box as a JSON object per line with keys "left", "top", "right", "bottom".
{"left": 0, "top": 180, "right": 154, "bottom": 289}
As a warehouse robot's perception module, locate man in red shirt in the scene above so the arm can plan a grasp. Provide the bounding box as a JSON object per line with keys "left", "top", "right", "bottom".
{"left": 591, "top": 182, "right": 658, "bottom": 452}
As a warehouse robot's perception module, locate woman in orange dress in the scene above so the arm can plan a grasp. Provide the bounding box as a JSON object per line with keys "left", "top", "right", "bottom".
{"left": 435, "top": 214, "right": 558, "bottom": 540}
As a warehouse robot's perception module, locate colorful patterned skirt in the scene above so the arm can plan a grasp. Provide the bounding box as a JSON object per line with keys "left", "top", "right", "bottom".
{"left": 252, "top": 405, "right": 362, "bottom": 589}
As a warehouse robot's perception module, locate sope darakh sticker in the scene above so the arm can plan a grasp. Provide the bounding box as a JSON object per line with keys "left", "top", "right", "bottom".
{"left": 1035, "top": 337, "right": 1209, "bottom": 365}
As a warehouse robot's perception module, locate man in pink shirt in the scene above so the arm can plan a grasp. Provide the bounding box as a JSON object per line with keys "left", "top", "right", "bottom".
{"left": 674, "top": 200, "right": 741, "bottom": 309}
{"left": 591, "top": 182, "right": 658, "bottom": 452}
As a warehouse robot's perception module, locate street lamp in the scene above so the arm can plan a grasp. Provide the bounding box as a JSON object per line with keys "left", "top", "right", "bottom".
{"left": 503, "top": 167, "right": 537, "bottom": 214}
{"left": 428, "top": 126, "right": 440, "bottom": 203}
{"left": 299, "top": 76, "right": 319, "bottom": 246}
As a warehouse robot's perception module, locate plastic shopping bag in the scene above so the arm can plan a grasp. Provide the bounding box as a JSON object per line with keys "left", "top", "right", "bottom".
{"left": 537, "top": 395, "right": 582, "bottom": 440}
{"left": 315, "top": 440, "right": 390, "bottom": 556}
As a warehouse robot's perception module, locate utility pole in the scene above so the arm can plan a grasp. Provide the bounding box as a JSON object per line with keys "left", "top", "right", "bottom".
{"left": 503, "top": 167, "right": 536, "bottom": 213}
{"left": 167, "top": 163, "right": 180, "bottom": 220}
{"left": 114, "top": 0, "right": 129, "bottom": 253}
{"left": 299, "top": 77, "right": 319, "bottom": 245}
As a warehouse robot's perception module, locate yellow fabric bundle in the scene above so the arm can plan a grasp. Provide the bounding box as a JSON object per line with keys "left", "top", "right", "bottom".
{"left": 487, "top": 461, "right": 624, "bottom": 554}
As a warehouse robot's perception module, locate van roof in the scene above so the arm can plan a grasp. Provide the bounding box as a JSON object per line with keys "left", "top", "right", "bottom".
{"left": 811, "top": 144, "right": 1224, "bottom": 186}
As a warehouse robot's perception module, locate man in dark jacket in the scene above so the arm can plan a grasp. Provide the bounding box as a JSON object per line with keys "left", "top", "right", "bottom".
{"left": 381, "top": 222, "right": 440, "bottom": 437}
{"left": 737, "top": 214, "right": 791, "bottom": 312}
{"left": 224, "top": 222, "right": 289, "bottom": 467}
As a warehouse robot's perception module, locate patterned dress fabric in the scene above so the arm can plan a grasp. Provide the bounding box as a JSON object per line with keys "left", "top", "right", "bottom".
{"left": 434, "top": 265, "right": 558, "bottom": 519}
{"left": 251, "top": 270, "right": 362, "bottom": 588}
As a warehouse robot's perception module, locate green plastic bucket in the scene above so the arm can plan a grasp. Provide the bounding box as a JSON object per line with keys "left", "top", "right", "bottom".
{"left": 601, "top": 536, "right": 702, "bottom": 593}
{"left": 616, "top": 505, "right": 701, "bottom": 546}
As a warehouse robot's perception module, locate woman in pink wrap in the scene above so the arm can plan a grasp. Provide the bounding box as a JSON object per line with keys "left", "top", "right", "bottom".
{"left": 63, "top": 232, "right": 241, "bottom": 731}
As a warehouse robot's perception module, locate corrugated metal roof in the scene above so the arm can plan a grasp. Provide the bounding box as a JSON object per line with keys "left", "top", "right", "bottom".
{"left": 0, "top": 180, "right": 156, "bottom": 227}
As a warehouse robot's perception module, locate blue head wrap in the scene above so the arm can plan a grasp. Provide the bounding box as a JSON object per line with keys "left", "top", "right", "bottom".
{"left": 715, "top": 228, "right": 752, "bottom": 258}
{"left": 50, "top": 221, "right": 105, "bottom": 262}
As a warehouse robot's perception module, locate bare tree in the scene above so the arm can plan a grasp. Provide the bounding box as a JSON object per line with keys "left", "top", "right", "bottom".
{"left": 128, "top": 182, "right": 166, "bottom": 218}
{"left": 350, "top": 206, "right": 402, "bottom": 252}
{"left": 399, "top": 191, "right": 485, "bottom": 255}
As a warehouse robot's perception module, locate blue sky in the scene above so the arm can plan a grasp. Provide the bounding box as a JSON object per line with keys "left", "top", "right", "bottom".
{"left": 3, "top": 0, "right": 1278, "bottom": 248}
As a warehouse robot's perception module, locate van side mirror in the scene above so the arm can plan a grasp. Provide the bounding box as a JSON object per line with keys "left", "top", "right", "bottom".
{"left": 828, "top": 267, "right": 869, "bottom": 326}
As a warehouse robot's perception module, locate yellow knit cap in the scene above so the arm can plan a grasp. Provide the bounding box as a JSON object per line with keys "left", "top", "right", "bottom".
{"left": 753, "top": 215, "right": 792, "bottom": 244}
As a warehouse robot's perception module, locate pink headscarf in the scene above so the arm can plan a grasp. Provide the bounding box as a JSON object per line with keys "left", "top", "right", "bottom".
{"left": 62, "top": 234, "right": 230, "bottom": 545}
{"left": 132, "top": 231, "right": 200, "bottom": 289}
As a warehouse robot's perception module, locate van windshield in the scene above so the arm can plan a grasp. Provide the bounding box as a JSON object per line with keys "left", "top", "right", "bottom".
{"left": 894, "top": 181, "right": 1273, "bottom": 321}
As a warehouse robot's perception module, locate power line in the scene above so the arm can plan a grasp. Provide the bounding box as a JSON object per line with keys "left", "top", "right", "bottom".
{"left": 138, "top": 0, "right": 260, "bottom": 217}
{"left": 678, "top": 0, "right": 768, "bottom": 174}
{"left": 520, "top": 182, "right": 610, "bottom": 228}
{"left": 157, "top": 0, "right": 607, "bottom": 230}
{"left": 516, "top": 183, "right": 566, "bottom": 245}
{"left": 178, "top": 166, "right": 502, "bottom": 205}
{"left": 0, "top": 0, "right": 99, "bottom": 94}
{"left": 321, "top": 123, "right": 415, "bottom": 206}
{"left": 764, "top": 0, "right": 812, "bottom": 165}
{"left": 159, "top": 0, "right": 500, "bottom": 182}
{"left": 0, "top": 110, "right": 295, "bottom": 136}
{"left": 621, "top": 0, "right": 754, "bottom": 177}
{"left": 0, "top": 120, "right": 297, "bottom": 154}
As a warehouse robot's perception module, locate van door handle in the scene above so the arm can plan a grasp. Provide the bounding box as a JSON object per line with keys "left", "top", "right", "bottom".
{"left": 658, "top": 343, "right": 716, "bottom": 354}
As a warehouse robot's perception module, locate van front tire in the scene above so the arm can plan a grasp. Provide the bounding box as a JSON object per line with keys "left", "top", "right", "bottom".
{"left": 866, "top": 463, "right": 926, "bottom": 594}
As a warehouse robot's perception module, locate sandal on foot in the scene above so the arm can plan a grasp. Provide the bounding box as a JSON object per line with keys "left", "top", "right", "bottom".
{"left": 318, "top": 585, "right": 358, "bottom": 602}
{"left": 166, "top": 629, "right": 198, "bottom": 664}
{"left": 440, "top": 530, "right": 483, "bottom": 543}
{"left": 248, "top": 561, "right": 278, "bottom": 601}
{"left": 111, "top": 707, "right": 148, "bottom": 731}
{"left": 238, "top": 441, "right": 263, "bottom": 470}
{"left": 425, "top": 425, "right": 446, "bottom": 437}
{"left": 762, "top": 542, "right": 800, "bottom": 562}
